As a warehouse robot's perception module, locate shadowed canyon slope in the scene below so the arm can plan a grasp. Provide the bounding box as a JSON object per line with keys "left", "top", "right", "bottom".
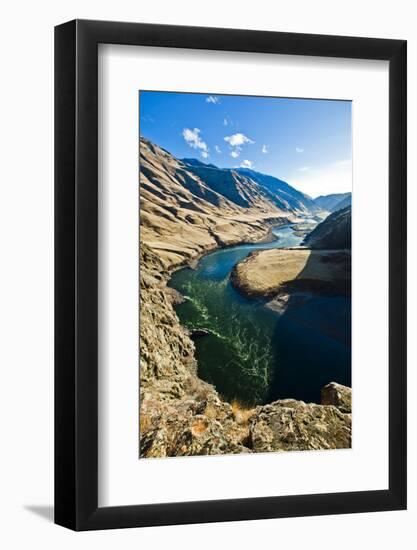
{"left": 303, "top": 206, "right": 351, "bottom": 250}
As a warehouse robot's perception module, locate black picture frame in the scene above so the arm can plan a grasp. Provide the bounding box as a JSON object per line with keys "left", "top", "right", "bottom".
{"left": 55, "top": 19, "right": 407, "bottom": 531}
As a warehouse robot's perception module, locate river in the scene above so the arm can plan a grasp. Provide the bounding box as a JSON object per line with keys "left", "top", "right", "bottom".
{"left": 169, "top": 223, "right": 351, "bottom": 406}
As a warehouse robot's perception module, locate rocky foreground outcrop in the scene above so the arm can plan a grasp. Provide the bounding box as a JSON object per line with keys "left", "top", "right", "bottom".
{"left": 250, "top": 398, "right": 351, "bottom": 452}
{"left": 321, "top": 381, "right": 352, "bottom": 414}
{"left": 141, "top": 392, "right": 352, "bottom": 457}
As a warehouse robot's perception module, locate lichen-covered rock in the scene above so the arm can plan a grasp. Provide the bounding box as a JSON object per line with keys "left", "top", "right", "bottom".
{"left": 321, "top": 382, "right": 351, "bottom": 413}
{"left": 139, "top": 242, "right": 255, "bottom": 458}
{"left": 140, "top": 393, "right": 251, "bottom": 458}
{"left": 139, "top": 243, "right": 197, "bottom": 401}
{"left": 249, "top": 399, "right": 351, "bottom": 452}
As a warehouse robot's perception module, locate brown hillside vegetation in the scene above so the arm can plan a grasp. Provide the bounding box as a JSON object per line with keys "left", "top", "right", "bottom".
{"left": 140, "top": 138, "right": 294, "bottom": 269}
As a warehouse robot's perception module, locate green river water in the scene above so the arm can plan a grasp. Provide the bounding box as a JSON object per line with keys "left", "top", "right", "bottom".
{"left": 169, "top": 224, "right": 351, "bottom": 406}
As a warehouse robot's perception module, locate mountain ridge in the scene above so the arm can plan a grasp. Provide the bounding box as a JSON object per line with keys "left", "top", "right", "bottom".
{"left": 140, "top": 137, "right": 289, "bottom": 268}
{"left": 140, "top": 137, "right": 323, "bottom": 268}
{"left": 314, "top": 192, "right": 351, "bottom": 213}
{"left": 235, "top": 167, "right": 321, "bottom": 214}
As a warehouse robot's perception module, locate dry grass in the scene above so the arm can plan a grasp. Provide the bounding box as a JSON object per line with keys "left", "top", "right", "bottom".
{"left": 204, "top": 403, "right": 219, "bottom": 420}
{"left": 139, "top": 413, "right": 152, "bottom": 434}
{"left": 191, "top": 419, "right": 208, "bottom": 436}
{"left": 185, "top": 375, "right": 213, "bottom": 401}
{"left": 231, "top": 400, "right": 255, "bottom": 425}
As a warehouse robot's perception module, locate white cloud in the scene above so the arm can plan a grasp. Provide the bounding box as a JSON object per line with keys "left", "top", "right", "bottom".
{"left": 262, "top": 144, "right": 268, "bottom": 154}
{"left": 224, "top": 132, "right": 254, "bottom": 159}
{"left": 223, "top": 116, "right": 232, "bottom": 126}
{"left": 215, "top": 145, "right": 222, "bottom": 154}
{"left": 298, "top": 166, "right": 310, "bottom": 172}
{"left": 206, "top": 95, "right": 220, "bottom": 104}
{"left": 296, "top": 147, "right": 304, "bottom": 153}
{"left": 182, "top": 127, "right": 209, "bottom": 158}
{"left": 224, "top": 133, "right": 254, "bottom": 147}
{"left": 240, "top": 160, "right": 253, "bottom": 169}
{"left": 290, "top": 159, "right": 352, "bottom": 198}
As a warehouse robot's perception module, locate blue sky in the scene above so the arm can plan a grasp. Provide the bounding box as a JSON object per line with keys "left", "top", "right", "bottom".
{"left": 139, "top": 91, "right": 352, "bottom": 198}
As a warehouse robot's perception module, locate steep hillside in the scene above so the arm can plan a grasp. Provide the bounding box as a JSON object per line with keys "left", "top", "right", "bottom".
{"left": 236, "top": 167, "right": 321, "bottom": 214}
{"left": 181, "top": 161, "right": 277, "bottom": 209}
{"left": 333, "top": 194, "right": 351, "bottom": 211}
{"left": 314, "top": 192, "right": 351, "bottom": 212}
{"left": 140, "top": 138, "right": 305, "bottom": 268}
{"left": 303, "top": 206, "right": 351, "bottom": 249}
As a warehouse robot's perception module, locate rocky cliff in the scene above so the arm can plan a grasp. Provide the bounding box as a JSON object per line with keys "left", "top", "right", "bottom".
{"left": 250, "top": 391, "right": 351, "bottom": 452}
{"left": 140, "top": 242, "right": 251, "bottom": 457}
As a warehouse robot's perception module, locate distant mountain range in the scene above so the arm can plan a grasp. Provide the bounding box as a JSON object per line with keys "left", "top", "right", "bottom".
{"left": 180, "top": 158, "right": 321, "bottom": 214}
{"left": 303, "top": 206, "right": 351, "bottom": 250}
{"left": 314, "top": 192, "right": 351, "bottom": 213}
{"left": 235, "top": 167, "right": 321, "bottom": 214}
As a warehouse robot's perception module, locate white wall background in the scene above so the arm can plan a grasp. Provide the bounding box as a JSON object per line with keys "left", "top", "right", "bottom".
{"left": 0, "top": 1, "right": 414, "bottom": 548}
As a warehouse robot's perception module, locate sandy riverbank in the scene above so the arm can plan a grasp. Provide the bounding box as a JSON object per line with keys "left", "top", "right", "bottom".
{"left": 231, "top": 248, "right": 351, "bottom": 298}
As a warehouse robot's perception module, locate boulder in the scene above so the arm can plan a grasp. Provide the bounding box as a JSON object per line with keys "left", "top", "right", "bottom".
{"left": 140, "top": 394, "right": 251, "bottom": 458}
{"left": 189, "top": 328, "right": 212, "bottom": 339}
{"left": 321, "top": 382, "right": 351, "bottom": 413}
{"left": 249, "top": 398, "right": 351, "bottom": 452}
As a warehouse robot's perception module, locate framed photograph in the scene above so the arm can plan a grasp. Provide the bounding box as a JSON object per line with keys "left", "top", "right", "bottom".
{"left": 55, "top": 20, "right": 407, "bottom": 530}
